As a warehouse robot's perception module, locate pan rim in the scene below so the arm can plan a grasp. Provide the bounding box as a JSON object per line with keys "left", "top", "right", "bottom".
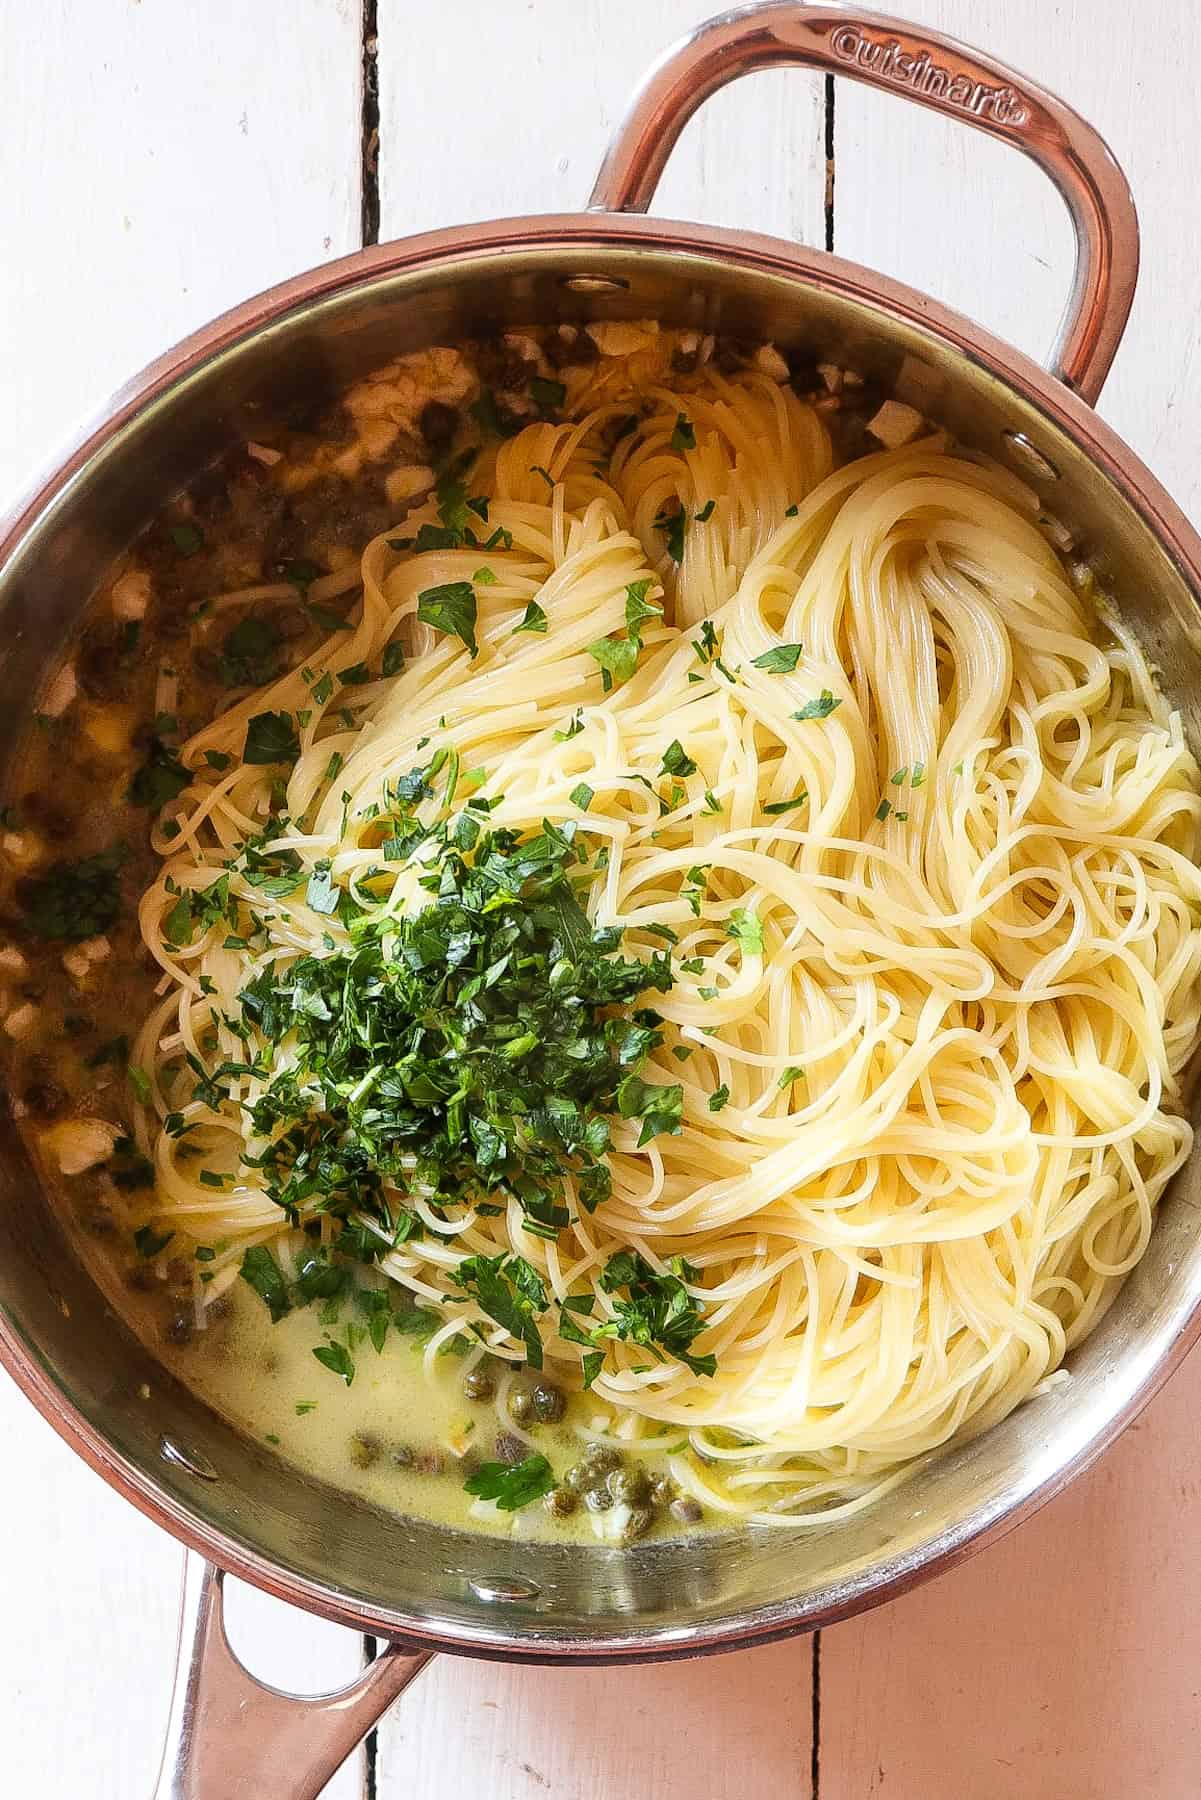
{"left": 4, "top": 209, "right": 1201, "bottom": 1658}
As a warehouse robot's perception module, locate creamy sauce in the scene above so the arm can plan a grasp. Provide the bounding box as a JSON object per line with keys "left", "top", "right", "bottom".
{"left": 2, "top": 324, "right": 855, "bottom": 1543}
{"left": 157, "top": 1281, "right": 689, "bottom": 1544}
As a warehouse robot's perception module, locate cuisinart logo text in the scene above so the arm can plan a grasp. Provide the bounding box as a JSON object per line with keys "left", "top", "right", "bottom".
{"left": 830, "top": 26, "right": 1030, "bottom": 126}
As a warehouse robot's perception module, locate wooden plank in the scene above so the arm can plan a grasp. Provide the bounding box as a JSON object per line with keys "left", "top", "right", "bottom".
{"left": 830, "top": 0, "right": 1201, "bottom": 515}
{"left": 820, "top": 1352, "right": 1201, "bottom": 1799}
{"left": 376, "top": 0, "right": 827, "bottom": 244}
{"left": 0, "top": 0, "right": 363, "bottom": 512}
{"left": 371, "top": 10, "right": 826, "bottom": 1793}
{"left": 374, "top": 8, "right": 823, "bottom": 1795}
{"left": 824, "top": 8, "right": 1201, "bottom": 1794}
{"left": 0, "top": 1380, "right": 180, "bottom": 1799}
{"left": 0, "top": 1381, "right": 367, "bottom": 1798}
{"left": 0, "top": 4, "right": 368, "bottom": 1796}
{"left": 378, "top": 1638, "right": 812, "bottom": 1800}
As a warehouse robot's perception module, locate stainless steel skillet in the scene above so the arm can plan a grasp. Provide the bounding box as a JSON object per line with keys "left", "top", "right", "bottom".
{"left": 1, "top": 7, "right": 1197, "bottom": 1796}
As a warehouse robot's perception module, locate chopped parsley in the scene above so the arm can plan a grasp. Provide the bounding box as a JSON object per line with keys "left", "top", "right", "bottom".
{"left": 129, "top": 739, "right": 191, "bottom": 809}
{"left": 625, "top": 579, "right": 662, "bottom": 643}
{"left": 244, "top": 711, "right": 300, "bottom": 765}
{"left": 595, "top": 1250, "right": 715, "bottom": 1378}
{"left": 455, "top": 1253, "right": 548, "bottom": 1367}
{"left": 659, "top": 740, "right": 697, "bottom": 779}
{"left": 514, "top": 600, "right": 548, "bottom": 635}
{"left": 752, "top": 644, "right": 803, "bottom": 674}
{"left": 587, "top": 634, "right": 639, "bottom": 693}
{"left": 231, "top": 813, "right": 674, "bottom": 1344}
{"left": 133, "top": 1224, "right": 173, "bottom": 1259}
{"left": 239, "top": 1245, "right": 291, "bottom": 1323}
{"left": 313, "top": 1340, "right": 355, "bottom": 1385}
{"left": 727, "top": 908, "right": 764, "bottom": 955}
{"left": 219, "top": 616, "right": 280, "bottom": 688}
{"left": 671, "top": 413, "right": 696, "bottom": 451}
{"left": 588, "top": 579, "right": 660, "bottom": 693}
{"left": 792, "top": 690, "right": 841, "bottom": 722}
{"left": 464, "top": 1452, "right": 556, "bottom": 1511}
{"left": 20, "top": 846, "right": 126, "bottom": 941}
{"left": 654, "top": 504, "right": 686, "bottom": 563}
{"left": 616, "top": 1072, "right": 684, "bottom": 1147}
{"left": 417, "top": 582, "right": 478, "bottom": 657}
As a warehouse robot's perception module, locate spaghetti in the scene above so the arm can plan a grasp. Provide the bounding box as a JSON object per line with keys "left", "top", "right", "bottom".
{"left": 131, "top": 354, "right": 1201, "bottom": 1523}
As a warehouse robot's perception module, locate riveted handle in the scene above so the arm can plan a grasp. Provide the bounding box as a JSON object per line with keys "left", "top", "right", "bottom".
{"left": 153, "top": 1554, "right": 431, "bottom": 1800}
{"left": 589, "top": 1, "right": 1138, "bottom": 405}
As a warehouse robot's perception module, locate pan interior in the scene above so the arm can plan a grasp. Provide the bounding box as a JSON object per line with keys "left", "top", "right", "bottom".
{"left": 3, "top": 228, "right": 1200, "bottom": 1654}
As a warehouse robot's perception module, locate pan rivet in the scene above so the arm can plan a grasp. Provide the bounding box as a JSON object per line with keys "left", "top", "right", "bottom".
{"left": 469, "top": 1576, "right": 541, "bottom": 1604}
{"left": 1002, "top": 430, "right": 1060, "bottom": 481}
{"left": 159, "top": 1435, "right": 219, "bottom": 1482}
{"left": 560, "top": 274, "right": 629, "bottom": 294}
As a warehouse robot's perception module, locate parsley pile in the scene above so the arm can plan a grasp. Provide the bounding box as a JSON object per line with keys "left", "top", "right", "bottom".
{"left": 219, "top": 788, "right": 714, "bottom": 1380}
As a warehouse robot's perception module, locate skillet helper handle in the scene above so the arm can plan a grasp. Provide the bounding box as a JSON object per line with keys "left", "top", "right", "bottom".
{"left": 588, "top": 1, "right": 1139, "bottom": 405}
{"left": 153, "top": 1553, "right": 432, "bottom": 1800}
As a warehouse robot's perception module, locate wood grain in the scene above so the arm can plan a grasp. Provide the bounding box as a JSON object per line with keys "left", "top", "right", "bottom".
{"left": 0, "top": 4, "right": 367, "bottom": 1795}
{"left": 372, "top": 6, "right": 824, "bottom": 1784}
{"left": 0, "top": 0, "right": 363, "bottom": 512}
{"left": 821, "top": 1353, "right": 1201, "bottom": 1799}
{"left": 832, "top": 0, "right": 1201, "bottom": 516}
{"left": 379, "top": 1638, "right": 812, "bottom": 1800}
{"left": 826, "top": 10, "right": 1201, "bottom": 1791}
{"left": 3, "top": 2, "right": 1201, "bottom": 1797}
{"left": 375, "top": 0, "right": 827, "bottom": 244}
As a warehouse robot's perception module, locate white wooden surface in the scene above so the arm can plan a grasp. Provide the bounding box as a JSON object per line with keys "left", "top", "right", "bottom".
{"left": 2, "top": 3, "right": 1200, "bottom": 1796}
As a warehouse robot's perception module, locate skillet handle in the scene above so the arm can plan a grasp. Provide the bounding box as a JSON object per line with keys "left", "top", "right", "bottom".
{"left": 153, "top": 1553, "right": 431, "bottom": 1800}
{"left": 588, "top": 2, "right": 1138, "bottom": 406}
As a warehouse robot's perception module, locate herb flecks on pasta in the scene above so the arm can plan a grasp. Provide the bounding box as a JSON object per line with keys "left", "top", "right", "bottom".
{"left": 105, "top": 336, "right": 1201, "bottom": 1528}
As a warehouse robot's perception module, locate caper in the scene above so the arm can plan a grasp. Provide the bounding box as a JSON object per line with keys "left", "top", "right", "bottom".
{"left": 620, "top": 1505, "right": 654, "bottom": 1544}
{"left": 580, "top": 1443, "right": 620, "bottom": 1478}
{"left": 390, "top": 1444, "right": 414, "bottom": 1469}
{"left": 530, "top": 1380, "right": 565, "bottom": 1424}
{"left": 649, "top": 1476, "right": 677, "bottom": 1508}
{"left": 544, "top": 1486, "right": 577, "bottom": 1518}
{"left": 584, "top": 1483, "right": 614, "bottom": 1512}
{"left": 349, "top": 1432, "right": 380, "bottom": 1469}
{"left": 463, "top": 1365, "right": 496, "bottom": 1403}
{"left": 670, "top": 1495, "right": 703, "bottom": 1524}
{"left": 412, "top": 1449, "right": 444, "bottom": 1475}
{"left": 607, "top": 1466, "right": 651, "bottom": 1506}
{"left": 494, "top": 1432, "right": 527, "bottom": 1465}
{"left": 508, "top": 1386, "right": 534, "bottom": 1425}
